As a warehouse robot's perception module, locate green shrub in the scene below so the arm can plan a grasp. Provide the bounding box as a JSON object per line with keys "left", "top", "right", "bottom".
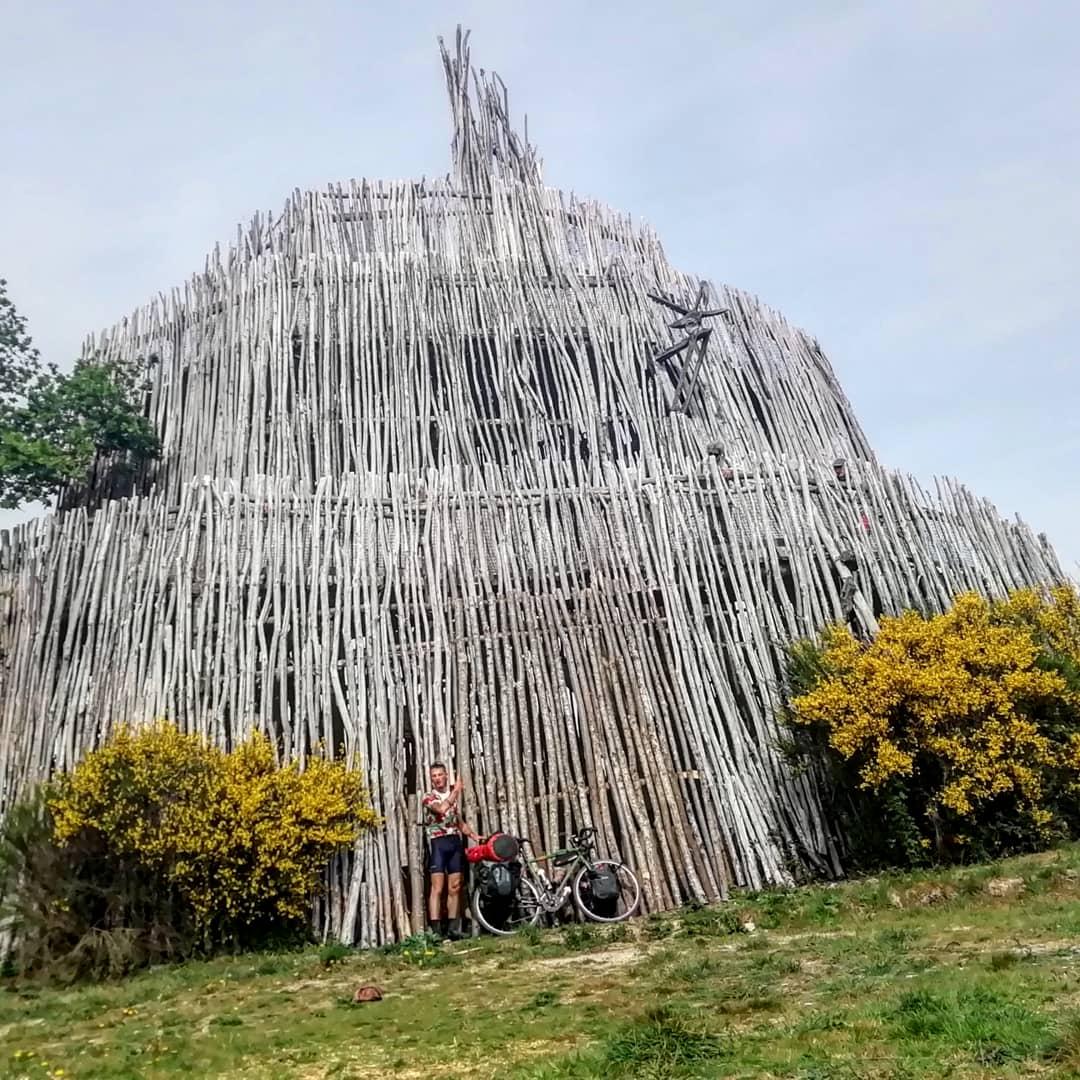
{"left": 784, "top": 588, "right": 1080, "bottom": 869}
{"left": 0, "top": 790, "right": 184, "bottom": 982}
{"left": 0, "top": 724, "right": 378, "bottom": 983}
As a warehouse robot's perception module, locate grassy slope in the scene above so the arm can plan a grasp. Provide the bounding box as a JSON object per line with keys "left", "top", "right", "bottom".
{"left": 5, "top": 848, "right": 1080, "bottom": 1079}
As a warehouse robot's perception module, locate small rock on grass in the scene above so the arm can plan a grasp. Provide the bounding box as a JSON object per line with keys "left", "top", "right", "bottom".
{"left": 904, "top": 882, "right": 957, "bottom": 907}
{"left": 986, "top": 877, "right": 1026, "bottom": 899}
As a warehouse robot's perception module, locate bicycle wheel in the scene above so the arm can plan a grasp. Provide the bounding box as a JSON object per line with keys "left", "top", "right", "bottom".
{"left": 471, "top": 875, "right": 543, "bottom": 936}
{"left": 572, "top": 860, "right": 641, "bottom": 923}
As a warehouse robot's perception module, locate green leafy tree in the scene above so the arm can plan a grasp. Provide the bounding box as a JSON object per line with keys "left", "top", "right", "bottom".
{"left": 0, "top": 279, "right": 160, "bottom": 510}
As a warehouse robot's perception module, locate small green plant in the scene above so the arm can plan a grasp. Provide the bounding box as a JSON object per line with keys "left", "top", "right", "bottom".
{"left": 599, "top": 1005, "right": 729, "bottom": 1076}
{"left": 1048, "top": 1013, "right": 1080, "bottom": 1072}
{"left": 796, "top": 1011, "right": 850, "bottom": 1034}
{"left": 750, "top": 888, "right": 799, "bottom": 929}
{"left": 318, "top": 942, "right": 352, "bottom": 968}
{"left": 852, "top": 926, "right": 919, "bottom": 977}
{"left": 805, "top": 890, "right": 842, "bottom": 924}
{"left": 380, "top": 930, "right": 441, "bottom": 955}
{"left": 561, "top": 924, "right": 599, "bottom": 951}
{"left": 642, "top": 915, "right": 673, "bottom": 941}
{"left": 679, "top": 904, "right": 741, "bottom": 938}
{"left": 517, "top": 923, "right": 544, "bottom": 947}
{"left": 875, "top": 926, "right": 919, "bottom": 948}
{"left": 989, "top": 950, "right": 1023, "bottom": 971}
{"left": 526, "top": 989, "right": 560, "bottom": 1009}
{"left": 605, "top": 923, "right": 632, "bottom": 944}
{"left": 380, "top": 930, "right": 453, "bottom": 968}
{"left": 253, "top": 956, "right": 294, "bottom": 976}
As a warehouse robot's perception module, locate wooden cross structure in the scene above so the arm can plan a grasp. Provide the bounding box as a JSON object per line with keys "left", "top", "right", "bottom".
{"left": 647, "top": 283, "right": 730, "bottom": 414}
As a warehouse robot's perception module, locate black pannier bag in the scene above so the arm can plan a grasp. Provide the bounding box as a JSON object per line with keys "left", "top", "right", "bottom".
{"left": 480, "top": 860, "right": 520, "bottom": 901}
{"left": 587, "top": 867, "right": 619, "bottom": 915}
{"left": 489, "top": 862, "right": 514, "bottom": 898}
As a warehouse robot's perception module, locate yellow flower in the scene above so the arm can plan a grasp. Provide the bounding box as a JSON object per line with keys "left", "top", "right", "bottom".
{"left": 788, "top": 586, "right": 1080, "bottom": 845}
{"left": 48, "top": 723, "right": 381, "bottom": 941}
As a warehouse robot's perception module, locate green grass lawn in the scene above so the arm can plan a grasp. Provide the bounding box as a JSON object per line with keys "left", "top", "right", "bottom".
{"left": 6, "top": 847, "right": 1080, "bottom": 1078}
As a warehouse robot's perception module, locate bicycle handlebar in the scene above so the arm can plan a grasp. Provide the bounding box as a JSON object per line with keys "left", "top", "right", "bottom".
{"left": 493, "top": 830, "right": 594, "bottom": 854}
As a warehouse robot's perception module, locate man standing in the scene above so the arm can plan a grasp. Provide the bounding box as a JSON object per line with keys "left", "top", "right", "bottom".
{"left": 423, "top": 762, "right": 479, "bottom": 940}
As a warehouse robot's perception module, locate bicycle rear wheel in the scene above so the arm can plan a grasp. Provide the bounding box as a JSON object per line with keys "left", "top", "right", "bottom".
{"left": 471, "top": 875, "right": 543, "bottom": 936}
{"left": 572, "top": 860, "right": 641, "bottom": 923}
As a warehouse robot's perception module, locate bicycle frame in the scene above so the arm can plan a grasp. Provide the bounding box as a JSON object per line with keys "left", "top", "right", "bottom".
{"left": 517, "top": 834, "right": 595, "bottom": 914}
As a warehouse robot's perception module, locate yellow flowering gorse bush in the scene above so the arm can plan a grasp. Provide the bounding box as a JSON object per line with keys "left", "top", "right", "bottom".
{"left": 787, "top": 588, "right": 1080, "bottom": 858}
{"left": 999, "top": 584, "right": 1080, "bottom": 772}
{"left": 50, "top": 723, "right": 379, "bottom": 935}
{"left": 996, "top": 585, "right": 1080, "bottom": 659}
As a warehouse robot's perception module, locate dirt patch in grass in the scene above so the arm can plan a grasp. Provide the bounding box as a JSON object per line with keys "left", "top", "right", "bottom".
{"left": 528, "top": 945, "right": 644, "bottom": 973}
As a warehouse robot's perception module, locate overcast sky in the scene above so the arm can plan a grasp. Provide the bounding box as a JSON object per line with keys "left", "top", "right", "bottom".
{"left": 2, "top": 0, "right": 1077, "bottom": 571}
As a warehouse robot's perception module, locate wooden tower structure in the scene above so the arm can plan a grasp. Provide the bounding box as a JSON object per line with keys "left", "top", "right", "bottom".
{"left": 0, "top": 30, "right": 1063, "bottom": 943}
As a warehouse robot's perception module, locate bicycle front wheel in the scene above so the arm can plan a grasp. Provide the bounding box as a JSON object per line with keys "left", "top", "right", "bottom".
{"left": 471, "top": 875, "right": 543, "bottom": 936}
{"left": 572, "top": 861, "right": 641, "bottom": 923}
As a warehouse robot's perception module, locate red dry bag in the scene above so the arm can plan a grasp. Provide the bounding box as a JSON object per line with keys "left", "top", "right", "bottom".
{"left": 466, "top": 832, "right": 520, "bottom": 864}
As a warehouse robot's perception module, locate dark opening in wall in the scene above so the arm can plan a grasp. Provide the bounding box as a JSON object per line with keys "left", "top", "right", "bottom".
{"left": 531, "top": 336, "right": 563, "bottom": 419}
{"left": 465, "top": 335, "right": 502, "bottom": 421}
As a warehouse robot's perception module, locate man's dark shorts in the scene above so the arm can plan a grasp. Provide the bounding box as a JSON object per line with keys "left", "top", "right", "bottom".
{"left": 429, "top": 834, "right": 464, "bottom": 874}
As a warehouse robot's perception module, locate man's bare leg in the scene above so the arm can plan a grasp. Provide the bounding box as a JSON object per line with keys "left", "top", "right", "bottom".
{"left": 429, "top": 872, "right": 446, "bottom": 933}
{"left": 447, "top": 873, "right": 464, "bottom": 918}
{"left": 447, "top": 872, "right": 465, "bottom": 939}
